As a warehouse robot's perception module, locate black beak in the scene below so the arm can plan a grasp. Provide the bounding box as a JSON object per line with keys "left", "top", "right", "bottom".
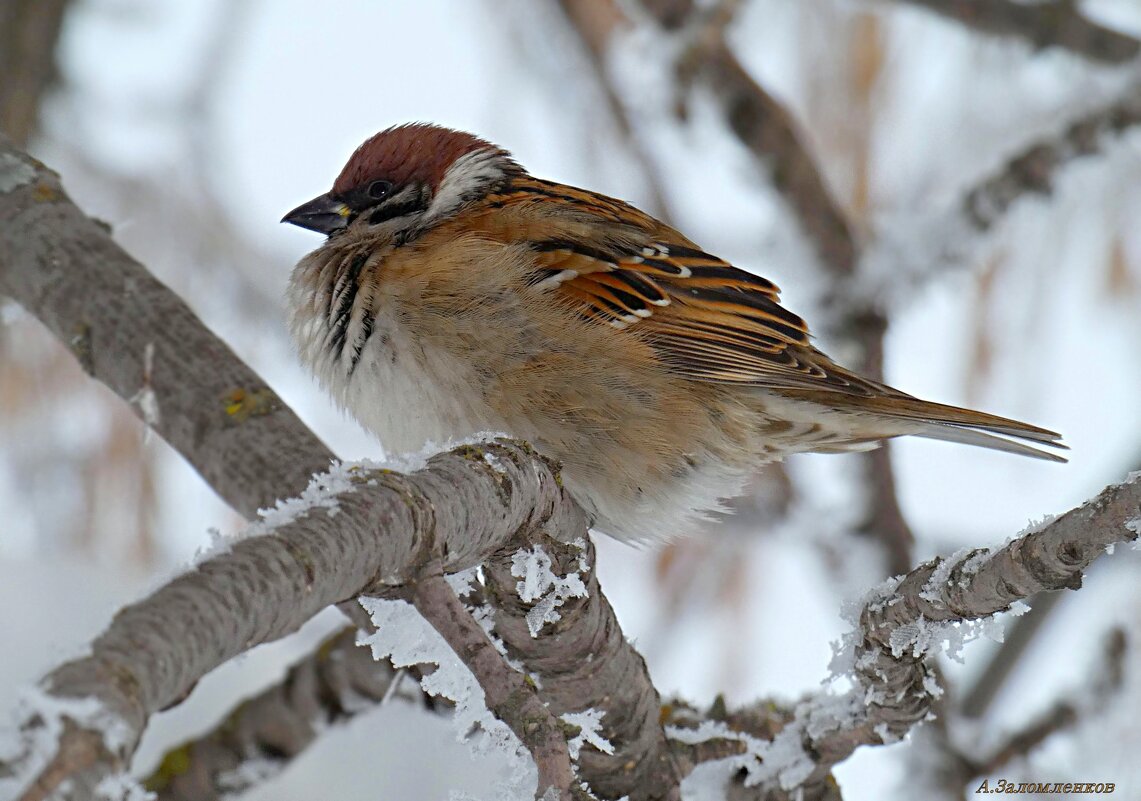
{"left": 281, "top": 193, "right": 351, "bottom": 235}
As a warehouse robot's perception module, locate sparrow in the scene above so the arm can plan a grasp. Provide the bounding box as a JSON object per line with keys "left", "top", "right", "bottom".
{"left": 282, "top": 123, "right": 1065, "bottom": 542}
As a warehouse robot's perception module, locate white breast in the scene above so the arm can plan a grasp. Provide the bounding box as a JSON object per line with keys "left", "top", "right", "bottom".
{"left": 287, "top": 265, "right": 496, "bottom": 455}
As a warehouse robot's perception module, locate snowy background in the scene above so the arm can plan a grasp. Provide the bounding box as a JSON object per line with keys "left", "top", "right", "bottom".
{"left": 3, "top": 1, "right": 1141, "bottom": 798}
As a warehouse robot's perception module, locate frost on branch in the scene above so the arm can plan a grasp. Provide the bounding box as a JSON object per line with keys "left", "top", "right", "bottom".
{"left": 358, "top": 596, "right": 538, "bottom": 801}
{"left": 510, "top": 542, "right": 589, "bottom": 637}
{"left": 560, "top": 710, "right": 613, "bottom": 760}
{"left": 0, "top": 690, "right": 134, "bottom": 801}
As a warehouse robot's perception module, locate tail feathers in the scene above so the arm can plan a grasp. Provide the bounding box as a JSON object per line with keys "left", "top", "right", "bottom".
{"left": 878, "top": 396, "right": 1067, "bottom": 462}
{"left": 776, "top": 389, "right": 1068, "bottom": 462}
{"left": 913, "top": 422, "right": 1067, "bottom": 462}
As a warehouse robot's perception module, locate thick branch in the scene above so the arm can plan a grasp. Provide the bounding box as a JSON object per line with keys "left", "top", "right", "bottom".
{"left": 150, "top": 531, "right": 684, "bottom": 801}
{"left": 0, "top": 138, "right": 334, "bottom": 517}
{"left": 484, "top": 533, "right": 684, "bottom": 800}
{"left": 3, "top": 439, "right": 584, "bottom": 801}
{"left": 890, "top": 0, "right": 1141, "bottom": 65}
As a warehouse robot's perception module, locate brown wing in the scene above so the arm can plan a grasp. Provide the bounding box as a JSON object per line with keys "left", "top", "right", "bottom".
{"left": 480, "top": 175, "right": 889, "bottom": 397}
{"left": 472, "top": 175, "right": 1066, "bottom": 459}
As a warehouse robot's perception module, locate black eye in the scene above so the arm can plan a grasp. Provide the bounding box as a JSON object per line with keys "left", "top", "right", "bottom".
{"left": 367, "top": 180, "right": 392, "bottom": 200}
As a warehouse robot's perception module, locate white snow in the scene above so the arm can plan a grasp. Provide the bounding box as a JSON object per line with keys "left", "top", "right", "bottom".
{"left": 666, "top": 700, "right": 853, "bottom": 793}
{"left": 828, "top": 575, "right": 903, "bottom": 677}
{"left": 95, "top": 773, "right": 157, "bottom": 801}
{"left": 216, "top": 757, "right": 281, "bottom": 798}
{"left": 198, "top": 431, "right": 516, "bottom": 563}
{"left": 561, "top": 709, "right": 614, "bottom": 759}
{"left": 918, "top": 547, "right": 977, "bottom": 605}
{"left": 510, "top": 544, "right": 589, "bottom": 637}
{"left": 446, "top": 567, "right": 529, "bottom": 675}
{"left": 358, "top": 595, "right": 536, "bottom": 801}
{"left": 0, "top": 688, "right": 134, "bottom": 800}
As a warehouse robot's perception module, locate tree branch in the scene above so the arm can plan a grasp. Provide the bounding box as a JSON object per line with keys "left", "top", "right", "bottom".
{"left": 0, "top": 0, "right": 71, "bottom": 148}
{"left": 148, "top": 530, "right": 685, "bottom": 801}
{"left": 798, "top": 473, "right": 1141, "bottom": 788}
{"left": 888, "top": 0, "right": 1141, "bottom": 65}
{"left": 958, "top": 589, "right": 1064, "bottom": 718}
{"left": 962, "top": 84, "right": 1141, "bottom": 233}
{"left": 1, "top": 437, "right": 586, "bottom": 801}
{"left": 678, "top": 38, "right": 859, "bottom": 275}
{"left": 483, "top": 533, "right": 684, "bottom": 800}
{"left": 1, "top": 92, "right": 1136, "bottom": 801}
{"left": 554, "top": 0, "right": 677, "bottom": 224}
{"left": 142, "top": 626, "right": 444, "bottom": 800}
{"left": 0, "top": 137, "right": 333, "bottom": 517}
{"left": 404, "top": 566, "right": 579, "bottom": 801}
{"left": 663, "top": 471, "right": 1137, "bottom": 797}
{"left": 972, "top": 627, "right": 1126, "bottom": 777}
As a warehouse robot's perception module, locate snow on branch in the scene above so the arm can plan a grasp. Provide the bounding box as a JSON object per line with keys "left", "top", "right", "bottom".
{"left": 0, "top": 438, "right": 587, "bottom": 801}
{"left": 387, "top": 567, "right": 580, "bottom": 800}
{"left": 483, "top": 535, "right": 685, "bottom": 800}
{"left": 663, "top": 471, "right": 1140, "bottom": 797}
{"left": 888, "top": 0, "right": 1141, "bottom": 65}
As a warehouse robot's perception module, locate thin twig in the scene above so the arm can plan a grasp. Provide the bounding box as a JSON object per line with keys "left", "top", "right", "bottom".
{"left": 718, "top": 473, "right": 1140, "bottom": 793}
{"left": 406, "top": 565, "right": 578, "bottom": 801}
{"left": 964, "top": 86, "right": 1141, "bottom": 233}
{"left": 555, "top": 0, "right": 677, "bottom": 223}
{"left": 888, "top": 0, "right": 1141, "bottom": 65}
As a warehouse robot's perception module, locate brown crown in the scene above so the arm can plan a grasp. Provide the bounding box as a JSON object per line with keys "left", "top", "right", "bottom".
{"left": 332, "top": 123, "right": 506, "bottom": 195}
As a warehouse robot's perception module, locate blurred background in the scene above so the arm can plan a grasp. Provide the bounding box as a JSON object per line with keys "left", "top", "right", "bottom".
{"left": 2, "top": 0, "right": 1141, "bottom": 798}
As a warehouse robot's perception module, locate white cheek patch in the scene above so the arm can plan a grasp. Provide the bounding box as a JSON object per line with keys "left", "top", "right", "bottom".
{"left": 428, "top": 149, "right": 509, "bottom": 221}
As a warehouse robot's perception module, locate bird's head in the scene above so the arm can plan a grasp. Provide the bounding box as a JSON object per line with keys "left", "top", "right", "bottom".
{"left": 282, "top": 123, "right": 521, "bottom": 240}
